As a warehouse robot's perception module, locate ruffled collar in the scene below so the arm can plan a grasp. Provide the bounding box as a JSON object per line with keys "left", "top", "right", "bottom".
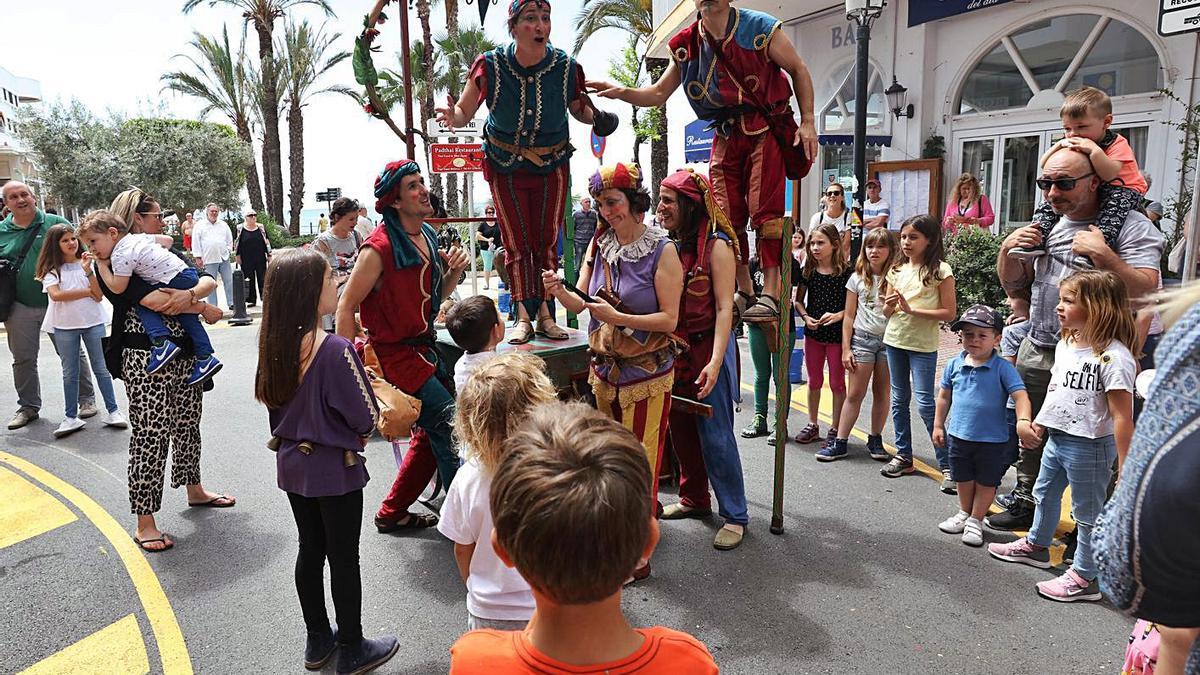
{"left": 596, "top": 223, "right": 668, "bottom": 265}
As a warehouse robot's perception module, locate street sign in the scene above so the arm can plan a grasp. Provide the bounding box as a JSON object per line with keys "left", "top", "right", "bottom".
{"left": 1160, "top": 0, "right": 1200, "bottom": 35}
{"left": 426, "top": 118, "right": 485, "bottom": 137}
{"left": 590, "top": 130, "right": 605, "bottom": 160}
{"left": 683, "top": 119, "right": 714, "bottom": 164}
{"left": 430, "top": 143, "right": 485, "bottom": 173}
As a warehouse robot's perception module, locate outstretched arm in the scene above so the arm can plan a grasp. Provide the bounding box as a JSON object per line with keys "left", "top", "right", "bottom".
{"left": 587, "top": 61, "right": 682, "bottom": 108}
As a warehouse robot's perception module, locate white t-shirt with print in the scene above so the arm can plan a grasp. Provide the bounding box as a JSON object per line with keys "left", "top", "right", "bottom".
{"left": 1036, "top": 339, "right": 1136, "bottom": 439}
{"left": 111, "top": 233, "right": 187, "bottom": 285}
{"left": 845, "top": 272, "right": 887, "bottom": 337}
{"left": 40, "top": 262, "right": 110, "bottom": 332}
{"left": 437, "top": 458, "right": 535, "bottom": 621}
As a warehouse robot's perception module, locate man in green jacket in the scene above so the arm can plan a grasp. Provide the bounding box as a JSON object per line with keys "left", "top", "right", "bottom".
{"left": 1, "top": 181, "right": 96, "bottom": 429}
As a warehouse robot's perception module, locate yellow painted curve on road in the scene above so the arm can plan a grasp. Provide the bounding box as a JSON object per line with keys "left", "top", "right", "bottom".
{"left": 0, "top": 452, "right": 193, "bottom": 675}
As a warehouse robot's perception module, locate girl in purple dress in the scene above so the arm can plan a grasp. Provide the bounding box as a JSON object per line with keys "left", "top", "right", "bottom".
{"left": 254, "top": 249, "right": 398, "bottom": 674}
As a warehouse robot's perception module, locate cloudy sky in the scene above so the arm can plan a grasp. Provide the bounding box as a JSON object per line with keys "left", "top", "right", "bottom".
{"left": 6, "top": 0, "right": 690, "bottom": 214}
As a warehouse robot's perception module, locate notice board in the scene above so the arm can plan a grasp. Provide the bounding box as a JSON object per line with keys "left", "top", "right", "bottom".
{"left": 869, "top": 158, "right": 943, "bottom": 226}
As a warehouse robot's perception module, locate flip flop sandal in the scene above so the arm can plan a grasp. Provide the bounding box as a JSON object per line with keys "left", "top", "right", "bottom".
{"left": 188, "top": 494, "right": 236, "bottom": 508}
{"left": 375, "top": 512, "right": 439, "bottom": 533}
{"left": 133, "top": 535, "right": 174, "bottom": 552}
{"left": 535, "top": 317, "right": 570, "bottom": 340}
{"left": 508, "top": 319, "right": 535, "bottom": 345}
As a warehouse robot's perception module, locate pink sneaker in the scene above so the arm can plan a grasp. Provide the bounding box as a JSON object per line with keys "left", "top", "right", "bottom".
{"left": 1036, "top": 569, "right": 1101, "bottom": 603}
{"left": 987, "top": 537, "right": 1051, "bottom": 568}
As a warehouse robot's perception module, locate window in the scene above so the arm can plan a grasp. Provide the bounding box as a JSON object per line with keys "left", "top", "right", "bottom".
{"left": 958, "top": 14, "right": 1162, "bottom": 115}
{"left": 818, "top": 60, "right": 886, "bottom": 134}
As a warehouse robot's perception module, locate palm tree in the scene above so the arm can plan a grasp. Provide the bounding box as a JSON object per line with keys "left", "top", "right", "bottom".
{"left": 415, "top": 0, "right": 441, "bottom": 202}
{"left": 280, "top": 20, "right": 353, "bottom": 233}
{"left": 245, "top": 53, "right": 289, "bottom": 225}
{"left": 182, "top": 0, "right": 334, "bottom": 227}
{"left": 437, "top": 26, "right": 496, "bottom": 215}
{"left": 572, "top": 0, "right": 668, "bottom": 201}
{"left": 162, "top": 25, "right": 265, "bottom": 213}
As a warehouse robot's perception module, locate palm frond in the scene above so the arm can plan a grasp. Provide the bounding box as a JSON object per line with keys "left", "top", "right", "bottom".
{"left": 571, "top": 0, "right": 652, "bottom": 55}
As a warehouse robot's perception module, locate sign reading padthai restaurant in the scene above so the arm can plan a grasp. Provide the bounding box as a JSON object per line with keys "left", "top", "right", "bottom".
{"left": 908, "top": 0, "right": 1017, "bottom": 28}
{"left": 430, "top": 143, "right": 484, "bottom": 173}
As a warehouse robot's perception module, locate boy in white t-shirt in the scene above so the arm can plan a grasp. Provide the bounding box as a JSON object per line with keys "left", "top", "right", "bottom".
{"left": 80, "top": 210, "right": 221, "bottom": 385}
{"left": 445, "top": 295, "right": 505, "bottom": 393}
{"left": 438, "top": 353, "right": 557, "bottom": 631}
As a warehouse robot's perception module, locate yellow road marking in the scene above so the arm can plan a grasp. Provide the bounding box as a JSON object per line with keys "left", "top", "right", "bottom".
{"left": 19, "top": 614, "right": 148, "bottom": 675}
{"left": 0, "top": 453, "right": 192, "bottom": 675}
{"left": 0, "top": 466, "right": 77, "bottom": 550}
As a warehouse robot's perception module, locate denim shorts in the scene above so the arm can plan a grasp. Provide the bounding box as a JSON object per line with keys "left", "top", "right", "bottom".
{"left": 850, "top": 331, "right": 886, "bottom": 364}
{"left": 948, "top": 435, "right": 1014, "bottom": 487}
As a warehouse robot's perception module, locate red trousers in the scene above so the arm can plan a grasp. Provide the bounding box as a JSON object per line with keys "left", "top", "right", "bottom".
{"left": 485, "top": 161, "right": 569, "bottom": 305}
{"left": 710, "top": 131, "right": 786, "bottom": 270}
{"left": 599, "top": 386, "right": 673, "bottom": 497}
{"left": 376, "top": 429, "right": 435, "bottom": 521}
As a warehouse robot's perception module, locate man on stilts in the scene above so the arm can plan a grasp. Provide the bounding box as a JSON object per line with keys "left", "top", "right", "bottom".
{"left": 436, "top": 0, "right": 615, "bottom": 344}
{"left": 589, "top": 0, "right": 817, "bottom": 324}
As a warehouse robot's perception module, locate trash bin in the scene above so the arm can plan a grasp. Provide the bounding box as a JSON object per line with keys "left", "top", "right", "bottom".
{"left": 789, "top": 331, "right": 806, "bottom": 384}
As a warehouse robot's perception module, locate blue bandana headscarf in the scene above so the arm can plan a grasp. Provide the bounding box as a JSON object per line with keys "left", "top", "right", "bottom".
{"left": 373, "top": 160, "right": 441, "bottom": 287}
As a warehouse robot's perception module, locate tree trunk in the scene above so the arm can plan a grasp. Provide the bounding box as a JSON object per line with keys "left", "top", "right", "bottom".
{"left": 256, "top": 23, "right": 285, "bottom": 227}
{"left": 287, "top": 100, "right": 304, "bottom": 236}
{"left": 261, "top": 136, "right": 275, "bottom": 224}
{"left": 647, "top": 57, "right": 669, "bottom": 207}
{"left": 416, "top": 0, "right": 441, "bottom": 213}
{"left": 630, "top": 108, "right": 641, "bottom": 165}
{"left": 235, "top": 116, "right": 265, "bottom": 214}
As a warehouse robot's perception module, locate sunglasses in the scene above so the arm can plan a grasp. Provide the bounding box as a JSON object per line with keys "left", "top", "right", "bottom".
{"left": 1035, "top": 172, "right": 1094, "bottom": 191}
{"left": 825, "top": 190, "right": 843, "bottom": 197}
{"left": 141, "top": 211, "right": 165, "bottom": 221}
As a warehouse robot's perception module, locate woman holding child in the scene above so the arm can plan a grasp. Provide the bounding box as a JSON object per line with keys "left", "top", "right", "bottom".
{"left": 542, "top": 162, "right": 683, "bottom": 579}
{"left": 654, "top": 168, "right": 748, "bottom": 551}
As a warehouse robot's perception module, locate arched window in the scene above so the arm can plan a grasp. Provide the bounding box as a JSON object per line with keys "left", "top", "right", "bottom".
{"left": 819, "top": 59, "right": 886, "bottom": 134}
{"left": 958, "top": 14, "right": 1162, "bottom": 115}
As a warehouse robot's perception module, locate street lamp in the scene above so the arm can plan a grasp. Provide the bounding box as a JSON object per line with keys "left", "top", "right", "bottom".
{"left": 844, "top": 0, "right": 886, "bottom": 261}
{"left": 885, "top": 76, "right": 915, "bottom": 119}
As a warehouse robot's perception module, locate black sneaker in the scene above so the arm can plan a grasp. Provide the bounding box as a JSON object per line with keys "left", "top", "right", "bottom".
{"left": 993, "top": 491, "right": 1016, "bottom": 511}
{"left": 766, "top": 429, "right": 777, "bottom": 446}
{"left": 984, "top": 501, "right": 1035, "bottom": 531}
{"left": 305, "top": 627, "right": 337, "bottom": 670}
{"left": 1062, "top": 528, "right": 1078, "bottom": 566}
{"left": 336, "top": 635, "right": 399, "bottom": 675}
{"left": 741, "top": 413, "right": 768, "bottom": 438}
{"left": 867, "top": 434, "right": 889, "bottom": 461}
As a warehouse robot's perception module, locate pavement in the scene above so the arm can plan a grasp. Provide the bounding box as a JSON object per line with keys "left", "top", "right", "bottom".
{"left": 0, "top": 279, "right": 1133, "bottom": 674}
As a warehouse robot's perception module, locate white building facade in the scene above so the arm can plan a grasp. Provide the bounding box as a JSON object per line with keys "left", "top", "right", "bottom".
{"left": 648, "top": 0, "right": 1196, "bottom": 234}
{"left": 0, "top": 65, "right": 43, "bottom": 196}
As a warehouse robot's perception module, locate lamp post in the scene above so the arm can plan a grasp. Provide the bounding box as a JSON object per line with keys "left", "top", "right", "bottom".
{"left": 845, "top": 0, "right": 886, "bottom": 262}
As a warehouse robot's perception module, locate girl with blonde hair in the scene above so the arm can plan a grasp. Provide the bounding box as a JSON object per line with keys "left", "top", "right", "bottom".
{"left": 439, "top": 352, "right": 557, "bottom": 631}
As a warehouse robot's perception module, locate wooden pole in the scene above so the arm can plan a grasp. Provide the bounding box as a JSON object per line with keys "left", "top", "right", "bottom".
{"left": 398, "top": 0, "right": 417, "bottom": 159}
{"left": 770, "top": 210, "right": 795, "bottom": 535}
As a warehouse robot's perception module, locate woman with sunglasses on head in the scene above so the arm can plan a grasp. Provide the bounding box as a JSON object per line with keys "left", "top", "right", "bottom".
{"left": 810, "top": 183, "right": 853, "bottom": 261}
{"left": 475, "top": 204, "right": 502, "bottom": 290}
{"left": 94, "top": 188, "right": 233, "bottom": 553}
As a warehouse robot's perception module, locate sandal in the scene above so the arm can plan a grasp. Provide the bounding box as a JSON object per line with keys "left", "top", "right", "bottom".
{"left": 374, "top": 512, "right": 438, "bottom": 533}
{"left": 535, "top": 317, "right": 569, "bottom": 340}
{"left": 133, "top": 535, "right": 174, "bottom": 552}
{"left": 732, "top": 291, "right": 755, "bottom": 324}
{"left": 741, "top": 296, "right": 780, "bottom": 323}
{"left": 188, "top": 494, "right": 236, "bottom": 508}
{"left": 508, "top": 319, "right": 535, "bottom": 345}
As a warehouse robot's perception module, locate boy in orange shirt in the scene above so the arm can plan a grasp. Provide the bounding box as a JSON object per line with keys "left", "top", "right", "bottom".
{"left": 1007, "top": 85, "right": 1148, "bottom": 314}
{"left": 449, "top": 401, "right": 719, "bottom": 674}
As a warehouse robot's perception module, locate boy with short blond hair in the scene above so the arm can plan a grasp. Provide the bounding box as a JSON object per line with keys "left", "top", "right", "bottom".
{"left": 448, "top": 401, "right": 719, "bottom": 674}
{"left": 1007, "top": 86, "right": 1148, "bottom": 283}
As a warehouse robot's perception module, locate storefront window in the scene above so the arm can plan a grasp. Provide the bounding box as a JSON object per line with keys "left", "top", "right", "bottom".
{"left": 958, "top": 14, "right": 1162, "bottom": 115}
{"left": 819, "top": 143, "right": 881, "bottom": 200}
{"left": 819, "top": 61, "right": 885, "bottom": 134}
{"left": 1001, "top": 135, "right": 1039, "bottom": 225}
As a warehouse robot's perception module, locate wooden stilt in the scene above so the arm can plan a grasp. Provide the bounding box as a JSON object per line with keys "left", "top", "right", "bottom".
{"left": 770, "top": 214, "right": 795, "bottom": 535}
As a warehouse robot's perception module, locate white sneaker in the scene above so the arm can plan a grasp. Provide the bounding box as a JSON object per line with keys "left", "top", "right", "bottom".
{"left": 53, "top": 417, "right": 86, "bottom": 438}
{"left": 962, "top": 518, "right": 984, "bottom": 547}
{"left": 938, "top": 510, "right": 969, "bottom": 534}
{"left": 102, "top": 410, "right": 128, "bottom": 429}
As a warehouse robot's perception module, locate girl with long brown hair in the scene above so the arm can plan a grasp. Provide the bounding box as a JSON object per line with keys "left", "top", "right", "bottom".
{"left": 793, "top": 223, "right": 851, "bottom": 447}
{"left": 255, "top": 248, "right": 398, "bottom": 673}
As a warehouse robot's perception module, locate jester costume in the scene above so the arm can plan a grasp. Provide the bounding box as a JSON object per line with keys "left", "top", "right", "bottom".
{"left": 661, "top": 169, "right": 749, "bottom": 529}
{"left": 360, "top": 160, "right": 458, "bottom": 525}
{"left": 668, "top": 8, "right": 794, "bottom": 272}
{"left": 586, "top": 164, "right": 677, "bottom": 497}
{"left": 468, "top": 0, "right": 586, "bottom": 321}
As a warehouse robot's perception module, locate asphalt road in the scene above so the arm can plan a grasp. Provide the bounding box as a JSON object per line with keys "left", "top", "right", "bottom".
{"left": 0, "top": 310, "right": 1133, "bottom": 674}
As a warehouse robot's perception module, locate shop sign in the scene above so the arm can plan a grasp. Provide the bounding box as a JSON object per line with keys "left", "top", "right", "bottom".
{"left": 908, "top": 0, "right": 1017, "bottom": 28}
{"left": 683, "top": 119, "right": 714, "bottom": 163}
{"left": 1160, "top": 0, "right": 1200, "bottom": 36}
{"left": 430, "top": 143, "right": 484, "bottom": 173}
{"left": 426, "top": 118, "right": 485, "bottom": 137}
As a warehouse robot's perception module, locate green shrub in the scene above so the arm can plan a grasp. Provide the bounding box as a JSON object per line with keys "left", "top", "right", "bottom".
{"left": 255, "top": 214, "right": 290, "bottom": 250}
{"left": 945, "top": 226, "right": 1008, "bottom": 315}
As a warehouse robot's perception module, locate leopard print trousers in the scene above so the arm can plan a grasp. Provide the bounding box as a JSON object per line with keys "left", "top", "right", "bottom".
{"left": 120, "top": 309, "right": 204, "bottom": 516}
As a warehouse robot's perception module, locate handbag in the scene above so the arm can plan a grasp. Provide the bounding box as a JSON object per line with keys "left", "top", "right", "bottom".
{"left": 706, "top": 36, "right": 813, "bottom": 180}
{"left": 0, "top": 225, "right": 42, "bottom": 322}
{"left": 358, "top": 341, "right": 422, "bottom": 441}
{"left": 587, "top": 257, "right": 685, "bottom": 367}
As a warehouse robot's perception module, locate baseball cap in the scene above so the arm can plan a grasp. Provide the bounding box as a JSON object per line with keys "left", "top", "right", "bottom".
{"left": 951, "top": 304, "right": 1003, "bottom": 332}
{"left": 245, "top": 209, "right": 257, "bottom": 216}
{"left": 866, "top": 179, "right": 880, "bottom": 188}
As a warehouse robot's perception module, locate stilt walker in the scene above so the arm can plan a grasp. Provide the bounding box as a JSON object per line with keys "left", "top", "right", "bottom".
{"left": 436, "top": 0, "right": 617, "bottom": 344}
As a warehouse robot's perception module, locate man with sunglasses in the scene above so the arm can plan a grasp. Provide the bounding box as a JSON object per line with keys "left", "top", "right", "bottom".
{"left": 988, "top": 149, "right": 1163, "bottom": 532}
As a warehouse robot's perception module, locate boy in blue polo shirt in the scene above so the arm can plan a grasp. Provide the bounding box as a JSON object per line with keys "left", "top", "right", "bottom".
{"left": 933, "top": 305, "right": 1037, "bottom": 546}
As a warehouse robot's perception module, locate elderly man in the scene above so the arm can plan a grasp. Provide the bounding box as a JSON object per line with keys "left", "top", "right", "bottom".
{"left": 190, "top": 203, "right": 234, "bottom": 309}
{"left": 336, "top": 160, "right": 468, "bottom": 533}
{"left": 0, "top": 181, "right": 96, "bottom": 429}
{"left": 986, "top": 149, "right": 1163, "bottom": 531}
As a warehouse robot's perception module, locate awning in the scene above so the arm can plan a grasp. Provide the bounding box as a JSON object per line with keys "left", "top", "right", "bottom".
{"left": 818, "top": 134, "right": 892, "bottom": 147}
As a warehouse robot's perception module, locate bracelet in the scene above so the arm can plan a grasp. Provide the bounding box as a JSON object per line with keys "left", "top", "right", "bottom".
{"left": 1017, "top": 417, "right": 1032, "bottom": 422}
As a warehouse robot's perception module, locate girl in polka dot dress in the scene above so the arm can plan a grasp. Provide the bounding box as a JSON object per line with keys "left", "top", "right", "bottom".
{"left": 793, "top": 224, "right": 851, "bottom": 448}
